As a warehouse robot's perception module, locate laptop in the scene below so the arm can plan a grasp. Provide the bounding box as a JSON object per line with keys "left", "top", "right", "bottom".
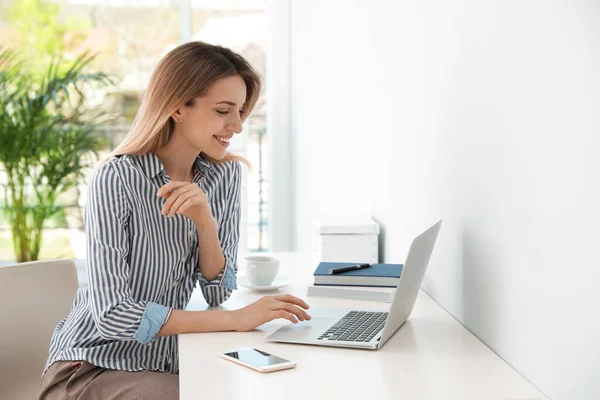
{"left": 265, "top": 220, "right": 442, "bottom": 350}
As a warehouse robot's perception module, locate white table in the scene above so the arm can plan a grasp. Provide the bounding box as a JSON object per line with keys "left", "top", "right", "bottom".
{"left": 180, "top": 252, "right": 545, "bottom": 400}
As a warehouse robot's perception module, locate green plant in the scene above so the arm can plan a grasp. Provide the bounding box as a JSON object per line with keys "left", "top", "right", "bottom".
{"left": 0, "top": 49, "right": 115, "bottom": 262}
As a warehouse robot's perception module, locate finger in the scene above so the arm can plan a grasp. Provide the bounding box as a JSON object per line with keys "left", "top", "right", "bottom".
{"left": 164, "top": 188, "right": 194, "bottom": 217}
{"left": 273, "top": 294, "right": 310, "bottom": 310}
{"left": 157, "top": 181, "right": 188, "bottom": 198}
{"left": 273, "top": 310, "right": 298, "bottom": 324}
{"left": 277, "top": 303, "right": 306, "bottom": 321}
{"left": 168, "top": 191, "right": 196, "bottom": 217}
{"left": 275, "top": 302, "right": 310, "bottom": 321}
{"left": 162, "top": 185, "right": 195, "bottom": 215}
{"left": 156, "top": 181, "right": 190, "bottom": 198}
{"left": 173, "top": 190, "right": 208, "bottom": 216}
{"left": 177, "top": 199, "right": 208, "bottom": 215}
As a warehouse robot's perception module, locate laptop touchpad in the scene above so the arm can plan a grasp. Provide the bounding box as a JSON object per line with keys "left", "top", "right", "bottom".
{"left": 267, "top": 318, "right": 334, "bottom": 342}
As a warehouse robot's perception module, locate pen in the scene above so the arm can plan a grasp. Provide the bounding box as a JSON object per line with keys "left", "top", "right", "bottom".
{"left": 329, "top": 263, "right": 371, "bottom": 275}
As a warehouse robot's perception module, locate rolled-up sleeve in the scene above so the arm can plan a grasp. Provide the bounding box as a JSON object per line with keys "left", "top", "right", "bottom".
{"left": 198, "top": 161, "right": 241, "bottom": 306}
{"left": 86, "top": 164, "right": 171, "bottom": 344}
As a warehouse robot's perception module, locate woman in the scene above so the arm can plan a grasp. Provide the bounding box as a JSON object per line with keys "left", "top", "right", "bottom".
{"left": 39, "top": 41, "right": 311, "bottom": 400}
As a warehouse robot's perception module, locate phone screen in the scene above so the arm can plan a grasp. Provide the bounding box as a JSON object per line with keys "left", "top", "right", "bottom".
{"left": 223, "top": 348, "right": 291, "bottom": 367}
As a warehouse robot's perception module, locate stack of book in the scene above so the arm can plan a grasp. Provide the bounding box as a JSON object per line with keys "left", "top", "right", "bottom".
{"left": 307, "top": 262, "right": 403, "bottom": 302}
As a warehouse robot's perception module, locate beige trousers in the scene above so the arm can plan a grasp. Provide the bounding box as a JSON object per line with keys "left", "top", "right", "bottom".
{"left": 39, "top": 361, "right": 179, "bottom": 400}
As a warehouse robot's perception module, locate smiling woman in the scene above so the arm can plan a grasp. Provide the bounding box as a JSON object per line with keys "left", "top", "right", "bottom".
{"left": 109, "top": 41, "right": 260, "bottom": 166}
{"left": 38, "top": 42, "right": 311, "bottom": 400}
{"left": 156, "top": 75, "right": 248, "bottom": 169}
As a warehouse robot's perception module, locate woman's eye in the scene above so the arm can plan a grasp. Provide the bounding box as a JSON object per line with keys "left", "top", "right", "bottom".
{"left": 216, "top": 110, "right": 229, "bottom": 115}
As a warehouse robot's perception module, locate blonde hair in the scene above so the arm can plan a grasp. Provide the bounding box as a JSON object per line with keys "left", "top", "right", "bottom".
{"left": 108, "top": 41, "right": 261, "bottom": 166}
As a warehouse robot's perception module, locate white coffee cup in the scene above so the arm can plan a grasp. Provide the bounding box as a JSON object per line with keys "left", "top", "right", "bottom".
{"left": 245, "top": 255, "right": 280, "bottom": 286}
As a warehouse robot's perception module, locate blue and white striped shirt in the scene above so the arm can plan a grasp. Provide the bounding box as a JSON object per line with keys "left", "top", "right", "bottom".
{"left": 43, "top": 152, "right": 241, "bottom": 375}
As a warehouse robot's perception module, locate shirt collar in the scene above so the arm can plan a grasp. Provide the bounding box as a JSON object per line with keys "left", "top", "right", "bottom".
{"left": 138, "top": 152, "right": 213, "bottom": 180}
{"left": 193, "top": 153, "right": 214, "bottom": 176}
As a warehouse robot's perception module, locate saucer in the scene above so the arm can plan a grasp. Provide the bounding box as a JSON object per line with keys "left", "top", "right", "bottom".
{"left": 238, "top": 276, "right": 293, "bottom": 292}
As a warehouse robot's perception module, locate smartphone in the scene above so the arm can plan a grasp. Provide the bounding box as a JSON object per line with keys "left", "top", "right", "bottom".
{"left": 220, "top": 348, "right": 296, "bottom": 373}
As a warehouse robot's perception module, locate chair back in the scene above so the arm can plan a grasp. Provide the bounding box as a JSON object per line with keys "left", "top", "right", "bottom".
{"left": 0, "top": 259, "right": 79, "bottom": 400}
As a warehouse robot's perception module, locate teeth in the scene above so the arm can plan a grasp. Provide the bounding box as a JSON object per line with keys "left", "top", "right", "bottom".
{"left": 215, "top": 136, "right": 230, "bottom": 143}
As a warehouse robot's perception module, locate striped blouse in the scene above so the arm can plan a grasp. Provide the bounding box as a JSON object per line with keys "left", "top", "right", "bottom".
{"left": 43, "top": 152, "right": 241, "bottom": 375}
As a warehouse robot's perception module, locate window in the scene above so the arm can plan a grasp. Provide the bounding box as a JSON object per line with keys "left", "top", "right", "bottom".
{"left": 0, "top": 0, "right": 269, "bottom": 261}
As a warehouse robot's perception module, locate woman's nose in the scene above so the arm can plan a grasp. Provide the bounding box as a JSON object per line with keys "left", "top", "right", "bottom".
{"left": 226, "top": 115, "right": 243, "bottom": 134}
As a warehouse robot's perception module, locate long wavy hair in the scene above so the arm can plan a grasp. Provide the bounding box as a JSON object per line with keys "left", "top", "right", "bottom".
{"left": 108, "top": 41, "right": 261, "bottom": 165}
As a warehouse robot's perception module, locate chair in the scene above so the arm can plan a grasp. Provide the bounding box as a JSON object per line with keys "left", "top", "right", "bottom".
{"left": 0, "top": 259, "right": 79, "bottom": 400}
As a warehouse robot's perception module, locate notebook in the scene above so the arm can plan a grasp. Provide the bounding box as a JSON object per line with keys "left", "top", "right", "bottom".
{"left": 313, "top": 262, "right": 403, "bottom": 287}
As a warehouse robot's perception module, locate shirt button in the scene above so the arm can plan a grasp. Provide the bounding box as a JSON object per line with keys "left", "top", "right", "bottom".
{"left": 188, "top": 230, "right": 194, "bottom": 237}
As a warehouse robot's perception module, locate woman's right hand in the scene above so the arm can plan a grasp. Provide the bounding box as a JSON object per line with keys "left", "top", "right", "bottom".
{"left": 231, "top": 294, "right": 312, "bottom": 332}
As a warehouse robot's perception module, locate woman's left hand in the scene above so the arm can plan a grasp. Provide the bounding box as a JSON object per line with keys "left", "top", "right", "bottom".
{"left": 156, "top": 181, "right": 212, "bottom": 225}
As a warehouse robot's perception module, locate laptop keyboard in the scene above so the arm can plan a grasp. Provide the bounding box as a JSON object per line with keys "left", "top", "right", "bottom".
{"left": 317, "top": 311, "right": 388, "bottom": 342}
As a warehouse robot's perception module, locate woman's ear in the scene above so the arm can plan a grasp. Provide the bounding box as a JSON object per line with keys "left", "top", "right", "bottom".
{"left": 171, "top": 108, "right": 183, "bottom": 123}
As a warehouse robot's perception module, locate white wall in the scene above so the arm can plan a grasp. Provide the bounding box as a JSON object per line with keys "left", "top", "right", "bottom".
{"left": 288, "top": 1, "right": 600, "bottom": 399}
